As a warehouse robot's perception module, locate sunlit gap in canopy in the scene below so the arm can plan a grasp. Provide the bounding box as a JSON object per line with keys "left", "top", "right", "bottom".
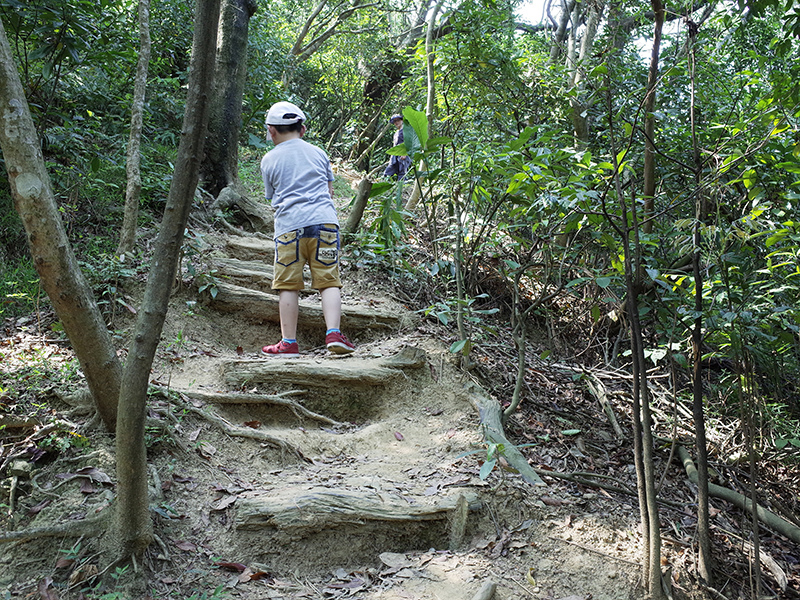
{"left": 514, "top": 0, "right": 690, "bottom": 64}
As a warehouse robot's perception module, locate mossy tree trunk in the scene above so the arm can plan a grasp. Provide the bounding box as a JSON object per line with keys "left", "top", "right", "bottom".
{"left": 115, "top": 0, "right": 221, "bottom": 559}
{"left": 0, "top": 19, "right": 122, "bottom": 432}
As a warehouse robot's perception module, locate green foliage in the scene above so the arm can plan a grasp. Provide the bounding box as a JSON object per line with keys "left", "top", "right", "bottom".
{"left": 0, "top": 347, "right": 81, "bottom": 403}
{"left": 38, "top": 429, "right": 91, "bottom": 454}
{"left": 0, "top": 257, "right": 40, "bottom": 320}
{"left": 183, "top": 229, "right": 220, "bottom": 297}
{"left": 460, "top": 440, "right": 535, "bottom": 483}
{"left": 423, "top": 293, "right": 498, "bottom": 328}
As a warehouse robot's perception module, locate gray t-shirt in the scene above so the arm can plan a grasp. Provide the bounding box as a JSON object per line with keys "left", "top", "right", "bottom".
{"left": 260, "top": 138, "right": 338, "bottom": 238}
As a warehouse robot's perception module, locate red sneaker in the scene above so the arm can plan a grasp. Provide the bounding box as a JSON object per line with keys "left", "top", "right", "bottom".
{"left": 325, "top": 331, "right": 355, "bottom": 354}
{"left": 261, "top": 340, "right": 300, "bottom": 358}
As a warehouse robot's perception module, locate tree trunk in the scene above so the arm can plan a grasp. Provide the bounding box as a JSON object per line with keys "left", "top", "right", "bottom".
{"left": 688, "top": 19, "right": 713, "bottom": 584}
{"left": 425, "top": 0, "right": 445, "bottom": 127}
{"left": 547, "top": 0, "right": 576, "bottom": 64}
{"left": 115, "top": 0, "right": 221, "bottom": 559}
{"left": 117, "top": 0, "right": 152, "bottom": 259}
{"left": 568, "top": 1, "right": 603, "bottom": 147}
{"left": 201, "top": 0, "right": 257, "bottom": 198}
{"left": 405, "top": 0, "right": 444, "bottom": 213}
{"left": 608, "top": 95, "right": 665, "bottom": 598}
{"left": 641, "top": 0, "right": 663, "bottom": 235}
{"left": 0, "top": 20, "right": 122, "bottom": 432}
{"left": 342, "top": 177, "right": 373, "bottom": 236}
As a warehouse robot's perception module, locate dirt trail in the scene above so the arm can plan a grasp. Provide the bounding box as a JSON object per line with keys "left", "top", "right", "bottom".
{"left": 142, "top": 227, "right": 643, "bottom": 599}
{"left": 0, "top": 216, "right": 644, "bottom": 600}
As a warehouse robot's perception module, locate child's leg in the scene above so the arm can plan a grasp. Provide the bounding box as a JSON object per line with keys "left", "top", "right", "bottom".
{"left": 279, "top": 290, "right": 300, "bottom": 340}
{"left": 320, "top": 286, "right": 341, "bottom": 331}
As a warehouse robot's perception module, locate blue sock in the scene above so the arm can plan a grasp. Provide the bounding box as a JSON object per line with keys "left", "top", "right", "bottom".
{"left": 282, "top": 338, "right": 297, "bottom": 344}
{"left": 326, "top": 329, "right": 340, "bottom": 335}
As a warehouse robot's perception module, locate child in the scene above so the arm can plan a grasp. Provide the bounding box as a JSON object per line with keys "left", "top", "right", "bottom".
{"left": 259, "top": 101, "right": 355, "bottom": 357}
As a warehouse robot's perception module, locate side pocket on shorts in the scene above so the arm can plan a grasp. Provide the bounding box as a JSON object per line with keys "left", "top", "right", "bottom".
{"left": 315, "top": 225, "right": 339, "bottom": 266}
{"left": 275, "top": 230, "right": 300, "bottom": 267}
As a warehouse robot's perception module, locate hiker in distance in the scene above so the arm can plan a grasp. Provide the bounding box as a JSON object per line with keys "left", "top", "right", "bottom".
{"left": 383, "top": 113, "right": 411, "bottom": 180}
{"left": 259, "top": 101, "right": 355, "bottom": 358}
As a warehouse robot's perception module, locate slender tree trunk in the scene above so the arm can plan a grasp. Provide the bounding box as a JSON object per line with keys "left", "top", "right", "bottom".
{"left": 608, "top": 89, "right": 665, "bottom": 600}
{"left": 0, "top": 20, "right": 121, "bottom": 432}
{"left": 115, "top": 0, "right": 221, "bottom": 559}
{"left": 623, "top": 196, "right": 665, "bottom": 600}
{"left": 201, "top": 0, "right": 257, "bottom": 198}
{"left": 569, "top": 1, "right": 603, "bottom": 147}
{"left": 743, "top": 361, "right": 762, "bottom": 599}
{"left": 425, "top": 0, "right": 444, "bottom": 127}
{"left": 406, "top": 0, "right": 444, "bottom": 212}
{"left": 641, "top": 0, "right": 663, "bottom": 235}
{"left": 117, "top": 0, "right": 152, "bottom": 259}
{"left": 547, "top": 0, "right": 577, "bottom": 64}
{"left": 688, "top": 21, "right": 713, "bottom": 584}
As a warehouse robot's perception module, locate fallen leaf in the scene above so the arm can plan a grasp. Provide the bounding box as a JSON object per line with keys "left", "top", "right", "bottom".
{"left": 244, "top": 420, "right": 261, "bottom": 429}
{"left": 196, "top": 440, "right": 217, "bottom": 458}
{"left": 188, "top": 428, "right": 201, "bottom": 442}
{"left": 175, "top": 540, "right": 197, "bottom": 552}
{"left": 55, "top": 557, "right": 74, "bottom": 569}
{"left": 28, "top": 499, "right": 52, "bottom": 515}
{"left": 215, "top": 561, "right": 247, "bottom": 573}
{"left": 394, "top": 431, "right": 404, "bottom": 441}
{"left": 541, "top": 496, "right": 563, "bottom": 507}
{"left": 327, "top": 578, "right": 367, "bottom": 590}
{"left": 236, "top": 346, "right": 244, "bottom": 355}
{"left": 379, "top": 552, "right": 412, "bottom": 569}
{"left": 38, "top": 577, "right": 58, "bottom": 600}
{"left": 212, "top": 495, "right": 237, "bottom": 511}
{"left": 74, "top": 467, "right": 112, "bottom": 484}
{"left": 79, "top": 479, "right": 96, "bottom": 494}
{"left": 68, "top": 564, "right": 98, "bottom": 586}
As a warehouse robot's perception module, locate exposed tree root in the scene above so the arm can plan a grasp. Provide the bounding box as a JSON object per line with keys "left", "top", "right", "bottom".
{"left": 677, "top": 444, "right": 800, "bottom": 545}
{"left": 466, "top": 382, "right": 546, "bottom": 487}
{"left": 175, "top": 393, "right": 310, "bottom": 461}
{"left": 0, "top": 510, "right": 108, "bottom": 544}
{"left": 531, "top": 467, "right": 683, "bottom": 508}
{"left": 470, "top": 580, "right": 497, "bottom": 600}
{"left": 177, "top": 388, "right": 345, "bottom": 426}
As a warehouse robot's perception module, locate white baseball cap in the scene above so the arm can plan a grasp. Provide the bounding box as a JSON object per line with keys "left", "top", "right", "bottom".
{"left": 265, "top": 101, "right": 306, "bottom": 126}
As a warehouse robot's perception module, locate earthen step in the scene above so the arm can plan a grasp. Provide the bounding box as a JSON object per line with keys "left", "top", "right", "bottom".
{"left": 206, "top": 281, "right": 409, "bottom": 331}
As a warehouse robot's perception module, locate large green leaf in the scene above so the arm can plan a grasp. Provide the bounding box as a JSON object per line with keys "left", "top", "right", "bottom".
{"left": 402, "top": 107, "right": 428, "bottom": 152}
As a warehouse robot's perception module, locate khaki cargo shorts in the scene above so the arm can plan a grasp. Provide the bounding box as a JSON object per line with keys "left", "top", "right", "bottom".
{"left": 272, "top": 223, "right": 342, "bottom": 291}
